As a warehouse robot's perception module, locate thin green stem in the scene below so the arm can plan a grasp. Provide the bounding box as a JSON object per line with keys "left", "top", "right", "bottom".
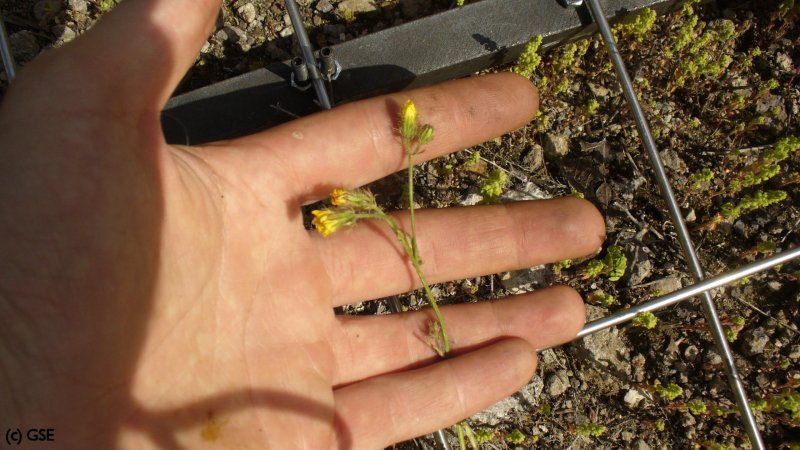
{"left": 405, "top": 137, "right": 420, "bottom": 260}
{"left": 384, "top": 139, "right": 451, "bottom": 355}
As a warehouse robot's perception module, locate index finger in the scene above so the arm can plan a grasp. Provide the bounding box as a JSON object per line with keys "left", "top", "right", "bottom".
{"left": 223, "top": 72, "right": 539, "bottom": 202}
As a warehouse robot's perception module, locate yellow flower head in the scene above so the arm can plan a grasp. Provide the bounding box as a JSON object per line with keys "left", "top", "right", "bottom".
{"left": 330, "top": 188, "right": 349, "bottom": 206}
{"left": 330, "top": 188, "right": 378, "bottom": 211}
{"left": 399, "top": 99, "right": 418, "bottom": 139}
{"left": 311, "top": 209, "right": 355, "bottom": 237}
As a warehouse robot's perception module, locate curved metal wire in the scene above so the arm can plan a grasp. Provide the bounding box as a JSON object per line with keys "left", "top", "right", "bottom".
{"left": 0, "top": 14, "right": 16, "bottom": 83}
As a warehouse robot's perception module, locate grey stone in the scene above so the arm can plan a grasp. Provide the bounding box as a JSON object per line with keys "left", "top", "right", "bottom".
{"left": 684, "top": 208, "right": 696, "bottom": 223}
{"left": 588, "top": 82, "right": 610, "bottom": 97}
{"left": 684, "top": 345, "right": 699, "bottom": 362}
{"left": 52, "top": 24, "right": 77, "bottom": 43}
{"left": 659, "top": 149, "right": 687, "bottom": 173}
{"left": 628, "top": 256, "right": 652, "bottom": 286}
{"left": 622, "top": 431, "right": 636, "bottom": 442}
{"left": 470, "top": 376, "right": 544, "bottom": 425}
{"left": 624, "top": 389, "right": 646, "bottom": 408}
{"left": 217, "top": 26, "right": 245, "bottom": 43}
{"left": 576, "top": 306, "right": 632, "bottom": 393}
{"left": 650, "top": 276, "right": 683, "bottom": 295}
{"left": 279, "top": 26, "right": 294, "bottom": 38}
{"left": 634, "top": 439, "right": 652, "bottom": 450}
{"left": 776, "top": 52, "right": 794, "bottom": 72}
{"left": 705, "top": 350, "right": 723, "bottom": 366}
{"left": 9, "top": 31, "right": 40, "bottom": 64}
{"left": 545, "top": 370, "right": 570, "bottom": 397}
{"left": 237, "top": 3, "right": 257, "bottom": 23}
{"left": 67, "top": 0, "right": 88, "bottom": 14}
{"left": 499, "top": 266, "right": 549, "bottom": 294}
{"left": 316, "top": 0, "right": 334, "bottom": 13}
{"left": 502, "top": 181, "right": 551, "bottom": 202}
{"left": 543, "top": 133, "right": 570, "bottom": 157}
{"left": 743, "top": 327, "right": 770, "bottom": 355}
{"left": 789, "top": 344, "right": 800, "bottom": 360}
{"left": 337, "top": 0, "right": 377, "bottom": 13}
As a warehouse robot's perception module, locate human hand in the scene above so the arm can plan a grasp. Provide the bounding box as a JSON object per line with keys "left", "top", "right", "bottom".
{"left": 0, "top": 1, "right": 604, "bottom": 448}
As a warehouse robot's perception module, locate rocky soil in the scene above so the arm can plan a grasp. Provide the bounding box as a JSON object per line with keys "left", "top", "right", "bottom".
{"left": 1, "top": 0, "right": 798, "bottom": 449}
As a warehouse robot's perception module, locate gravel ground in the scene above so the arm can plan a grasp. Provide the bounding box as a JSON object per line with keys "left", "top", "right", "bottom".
{"left": 1, "top": 0, "right": 798, "bottom": 449}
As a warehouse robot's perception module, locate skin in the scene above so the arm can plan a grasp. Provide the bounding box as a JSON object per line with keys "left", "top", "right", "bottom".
{"left": 0, "top": 0, "right": 605, "bottom": 448}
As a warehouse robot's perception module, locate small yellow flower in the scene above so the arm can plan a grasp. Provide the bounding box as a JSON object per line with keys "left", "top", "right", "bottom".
{"left": 330, "top": 188, "right": 378, "bottom": 211}
{"left": 311, "top": 209, "right": 355, "bottom": 237}
{"left": 399, "top": 99, "right": 418, "bottom": 139}
{"left": 330, "top": 188, "right": 348, "bottom": 206}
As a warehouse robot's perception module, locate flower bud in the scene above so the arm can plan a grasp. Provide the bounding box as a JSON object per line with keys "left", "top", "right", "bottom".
{"left": 399, "top": 99, "right": 417, "bottom": 139}
{"left": 417, "top": 124, "right": 434, "bottom": 145}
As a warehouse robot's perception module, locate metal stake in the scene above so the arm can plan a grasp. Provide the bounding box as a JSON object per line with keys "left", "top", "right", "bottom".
{"left": 284, "top": 0, "right": 332, "bottom": 109}
{"left": 0, "top": 14, "right": 16, "bottom": 83}
{"left": 577, "top": 247, "right": 800, "bottom": 338}
{"left": 580, "top": 0, "right": 765, "bottom": 447}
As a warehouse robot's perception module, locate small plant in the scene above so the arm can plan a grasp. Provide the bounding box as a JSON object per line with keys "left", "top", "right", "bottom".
{"left": 473, "top": 428, "right": 495, "bottom": 445}
{"left": 343, "top": 8, "right": 355, "bottom": 22}
{"left": 552, "top": 259, "right": 572, "bottom": 275}
{"left": 689, "top": 168, "right": 714, "bottom": 190}
{"left": 719, "top": 189, "right": 788, "bottom": 222}
{"left": 748, "top": 390, "right": 800, "bottom": 426}
{"left": 687, "top": 400, "right": 708, "bottom": 415}
{"left": 312, "top": 100, "right": 450, "bottom": 355}
{"left": 655, "top": 419, "right": 666, "bottom": 432}
{"left": 98, "top": 0, "right": 115, "bottom": 12}
{"left": 632, "top": 311, "right": 658, "bottom": 329}
{"left": 576, "top": 423, "right": 607, "bottom": 437}
{"left": 506, "top": 429, "right": 526, "bottom": 445}
{"left": 724, "top": 316, "right": 745, "bottom": 343}
{"left": 513, "top": 35, "right": 543, "bottom": 79}
{"left": 613, "top": 7, "right": 657, "bottom": 43}
{"left": 589, "top": 289, "right": 615, "bottom": 307}
{"left": 480, "top": 169, "right": 508, "bottom": 203}
{"left": 655, "top": 382, "right": 684, "bottom": 401}
{"left": 584, "top": 98, "right": 600, "bottom": 116}
{"left": 582, "top": 245, "right": 628, "bottom": 281}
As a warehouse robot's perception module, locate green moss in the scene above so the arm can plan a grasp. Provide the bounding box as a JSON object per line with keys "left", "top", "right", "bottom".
{"left": 576, "top": 423, "right": 606, "bottom": 437}
{"left": 506, "top": 429, "right": 526, "bottom": 445}
{"left": 632, "top": 311, "right": 658, "bottom": 329}
{"left": 656, "top": 382, "right": 684, "bottom": 401}
{"left": 474, "top": 428, "right": 495, "bottom": 444}
{"left": 688, "top": 400, "right": 707, "bottom": 415}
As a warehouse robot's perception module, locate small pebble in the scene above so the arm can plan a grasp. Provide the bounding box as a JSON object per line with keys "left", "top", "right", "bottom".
{"left": 52, "top": 24, "right": 77, "bottom": 43}
{"left": 545, "top": 370, "right": 570, "bottom": 397}
{"left": 743, "top": 327, "right": 770, "bottom": 355}
{"left": 237, "top": 3, "right": 257, "bottom": 23}
{"left": 68, "top": 0, "right": 88, "bottom": 14}
{"left": 316, "top": 0, "right": 334, "bottom": 13}
{"left": 624, "top": 389, "right": 646, "bottom": 408}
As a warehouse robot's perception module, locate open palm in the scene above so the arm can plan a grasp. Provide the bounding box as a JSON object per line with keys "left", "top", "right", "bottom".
{"left": 0, "top": 1, "right": 604, "bottom": 448}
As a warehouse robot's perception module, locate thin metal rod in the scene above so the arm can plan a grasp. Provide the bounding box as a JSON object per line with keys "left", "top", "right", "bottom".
{"left": 435, "top": 429, "right": 452, "bottom": 450}
{"left": 577, "top": 247, "right": 800, "bottom": 338}
{"left": 284, "top": 0, "right": 332, "bottom": 109}
{"left": 582, "top": 1, "right": 765, "bottom": 447}
{"left": 0, "top": 14, "right": 16, "bottom": 82}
